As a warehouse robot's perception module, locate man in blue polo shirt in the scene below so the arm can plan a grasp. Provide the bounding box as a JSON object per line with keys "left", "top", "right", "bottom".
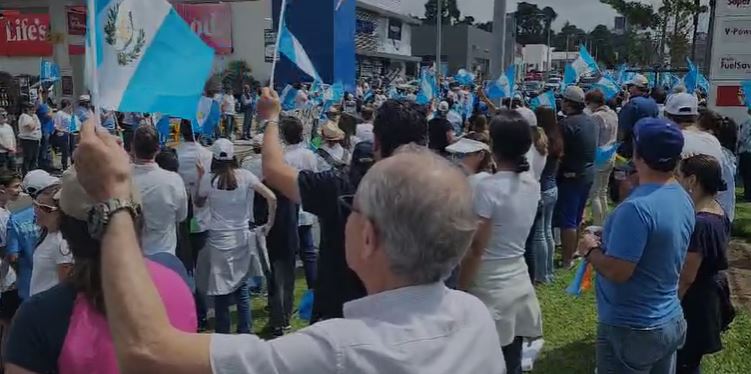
{"left": 578, "top": 118, "right": 695, "bottom": 373}
{"left": 6, "top": 170, "right": 59, "bottom": 300}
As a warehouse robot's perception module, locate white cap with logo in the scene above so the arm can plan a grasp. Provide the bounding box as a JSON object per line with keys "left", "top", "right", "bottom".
{"left": 212, "top": 138, "right": 235, "bottom": 161}
{"left": 664, "top": 93, "right": 699, "bottom": 116}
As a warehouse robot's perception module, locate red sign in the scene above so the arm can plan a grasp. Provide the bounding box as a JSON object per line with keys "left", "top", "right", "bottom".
{"left": 67, "top": 6, "right": 87, "bottom": 36}
{"left": 174, "top": 3, "right": 233, "bottom": 55}
{"left": 0, "top": 14, "right": 52, "bottom": 56}
{"left": 715, "top": 85, "right": 746, "bottom": 107}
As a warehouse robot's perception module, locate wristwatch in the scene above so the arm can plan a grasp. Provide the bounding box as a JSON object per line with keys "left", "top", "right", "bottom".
{"left": 87, "top": 198, "right": 141, "bottom": 240}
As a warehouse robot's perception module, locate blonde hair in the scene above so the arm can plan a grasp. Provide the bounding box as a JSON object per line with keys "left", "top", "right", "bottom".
{"left": 532, "top": 126, "right": 548, "bottom": 156}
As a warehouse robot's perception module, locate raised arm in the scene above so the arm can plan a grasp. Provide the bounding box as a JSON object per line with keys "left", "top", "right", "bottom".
{"left": 260, "top": 88, "right": 302, "bottom": 204}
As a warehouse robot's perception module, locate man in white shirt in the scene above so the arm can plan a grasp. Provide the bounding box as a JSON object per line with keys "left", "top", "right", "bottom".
{"left": 355, "top": 106, "right": 375, "bottom": 144}
{"left": 71, "top": 109, "right": 506, "bottom": 373}
{"left": 53, "top": 99, "right": 75, "bottom": 170}
{"left": 220, "top": 87, "right": 237, "bottom": 140}
{"left": 0, "top": 109, "right": 16, "bottom": 170}
{"left": 17, "top": 103, "right": 42, "bottom": 175}
{"left": 131, "top": 125, "right": 188, "bottom": 256}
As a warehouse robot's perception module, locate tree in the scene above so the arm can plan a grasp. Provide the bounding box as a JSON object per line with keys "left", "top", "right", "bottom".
{"left": 515, "top": 2, "right": 548, "bottom": 45}
{"left": 551, "top": 22, "right": 587, "bottom": 51}
{"left": 589, "top": 25, "right": 617, "bottom": 66}
{"left": 423, "top": 0, "right": 462, "bottom": 25}
{"left": 600, "top": 0, "right": 658, "bottom": 29}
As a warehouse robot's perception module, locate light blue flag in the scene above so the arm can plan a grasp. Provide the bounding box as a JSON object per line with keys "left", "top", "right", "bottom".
{"left": 592, "top": 76, "right": 620, "bottom": 100}
{"left": 670, "top": 73, "right": 682, "bottom": 89}
{"left": 563, "top": 64, "right": 578, "bottom": 87}
{"left": 86, "top": 0, "right": 214, "bottom": 120}
{"left": 698, "top": 73, "right": 710, "bottom": 93}
{"left": 485, "top": 65, "right": 516, "bottom": 99}
{"left": 70, "top": 114, "right": 82, "bottom": 133}
{"left": 464, "top": 92, "right": 475, "bottom": 118}
{"left": 530, "top": 90, "right": 557, "bottom": 110}
{"left": 741, "top": 80, "right": 751, "bottom": 109}
{"left": 278, "top": 5, "right": 321, "bottom": 82}
{"left": 40, "top": 60, "right": 60, "bottom": 82}
{"left": 280, "top": 85, "right": 299, "bottom": 111}
{"left": 684, "top": 58, "right": 699, "bottom": 92}
{"left": 156, "top": 114, "right": 173, "bottom": 143}
{"left": 454, "top": 68, "right": 475, "bottom": 86}
{"left": 388, "top": 86, "right": 401, "bottom": 100}
{"left": 194, "top": 96, "right": 218, "bottom": 134}
{"left": 363, "top": 89, "right": 374, "bottom": 103}
{"left": 571, "top": 45, "right": 599, "bottom": 78}
{"left": 416, "top": 68, "right": 437, "bottom": 105}
{"left": 323, "top": 81, "right": 344, "bottom": 104}
{"left": 615, "top": 64, "right": 627, "bottom": 85}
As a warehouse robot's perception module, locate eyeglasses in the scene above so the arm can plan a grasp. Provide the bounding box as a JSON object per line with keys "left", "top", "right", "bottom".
{"left": 338, "top": 194, "right": 360, "bottom": 214}
{"left": 33, "top": 200, "right": 58, "bottom": 213}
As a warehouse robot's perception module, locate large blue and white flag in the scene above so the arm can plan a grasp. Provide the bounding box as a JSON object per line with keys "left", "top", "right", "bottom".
{"left": 592, "top": 76, "right": 620, "bottom": 100}
{"left": 416, "top": 68, "right": 437, "bottom": 105}
{"left": 86, "top": 0, "right": 214, "bottom": 120}
{"left": 454, "top": 69, "right": 475, "bottom": 86}
{"left": 563, "top": 63, "right": 578, "bottom": 87}
{"left": 741, "top": 80, "right": 751, "bottom": 109}
{"left": 486, "top": 65, "right": 516, "bottom": 99}
{"left": 530, "top": 90, "right": 556, "bottom": 110}
{"left": 277, "top": 3, "right": 321, "bottom": 82}
{"left": 570, "top": 45, "right": 599, "bottom": 78}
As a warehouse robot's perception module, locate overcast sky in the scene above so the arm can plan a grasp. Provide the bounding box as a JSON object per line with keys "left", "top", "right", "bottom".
{"left": 401, "top": 0, "right": 703, "bottom": 32}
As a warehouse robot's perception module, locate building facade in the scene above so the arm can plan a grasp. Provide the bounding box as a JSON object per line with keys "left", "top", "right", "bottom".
{"left": 355, "top": 0, "right": 420, "bottom": 80}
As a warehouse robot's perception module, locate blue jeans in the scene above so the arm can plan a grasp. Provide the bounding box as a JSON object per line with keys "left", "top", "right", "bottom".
{"left": 214, "top": 280, "right": 252, "bottom": 334}
{"left": 531, "top": 187, "right": 558, "bottom": 283}
{"left": 597, "top": 316, "right": 687, "bottom": 374}
{"left": 297, "top": 225, "right": 318, "bottom": 289}
{"left": 242, "top": 108, "right": 255, "bottom": 138}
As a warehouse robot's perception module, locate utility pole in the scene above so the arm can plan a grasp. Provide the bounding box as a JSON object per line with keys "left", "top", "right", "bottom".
{"left": 436, "top": 0, "right": 442, "bottom": 78}
{"left": 691, "top": 0, "right": 701, "bottom": 61}
{"left": 490, "top": 0, "right": 508, "bottom": 79}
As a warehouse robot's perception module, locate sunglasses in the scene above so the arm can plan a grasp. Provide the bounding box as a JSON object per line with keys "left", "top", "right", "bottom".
{"left": 338, "top": 194, "right": 358, "bottom": 214}
{"left": 33, "top": 200, "right": 58, "bottom": 213}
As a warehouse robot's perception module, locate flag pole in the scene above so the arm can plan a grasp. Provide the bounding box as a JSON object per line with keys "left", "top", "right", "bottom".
{"left": 86, "top": 0, "right": 101, "bottom": 120}
{"left": 269, "top": 0, "right": 288, "bottom": 90}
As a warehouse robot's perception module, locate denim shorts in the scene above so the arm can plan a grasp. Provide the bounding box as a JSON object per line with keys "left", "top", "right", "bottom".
{"left": 555, "top": 178, "right": 593, "bottom": 230}
{"left": 597, "top": 316, "right": 687, "bottom": 374}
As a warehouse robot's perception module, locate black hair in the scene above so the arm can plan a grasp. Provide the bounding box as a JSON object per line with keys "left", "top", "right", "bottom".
{"left": 59, "top": 99, "right": 71, "bottom": 110}
{"left": 563, "top": 99, "right": 586, "bottom": 114}
{"left": 280, "top": 116, "right": 304, "bottom": 145}
{"left": 372, "top": 100, "right": 427, "bottom": 158}
{"left": 489, "top": 110, "right": 532, "bottom": 173}
{"left": 180, "top": 119, "right": 195, "bottom": 142}
{"left": 339, "top": 113, "right": 358, "bottom": 150}
{"left": 133, "top": 125, "right": 160, "bottom": 159}
{"left": 155, "top": 149, "right": 179, "bottom": 172}
{"left": 680, "top": 154, "right": 727, "bottom": 195}
{"left": 361, "top": 106, "right": 374, "bottom": 122}
{"left": 651, "top": 87, "right": 668, "bottom": 104}
{"left": 0, "top": 171, "right": 21, "bottom": 187}
{"left": 211, "top": 158, "right": 239, "bottom": 191}
{"left": 716, "top": 117, "right": 738, "bottom": 153}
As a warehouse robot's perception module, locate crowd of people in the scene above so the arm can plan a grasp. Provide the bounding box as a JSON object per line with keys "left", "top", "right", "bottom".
{"left": 0, "top": 69, "right": 744, "bottom": 374}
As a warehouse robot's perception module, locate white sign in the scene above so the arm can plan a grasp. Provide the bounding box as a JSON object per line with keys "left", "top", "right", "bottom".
{"left": 720, "top": 19, "right": 751, "bottom": 43}
{"left": 716, "top": 0, "right": 751, "bottom": 17}
{"left": 713, "top": 53, "right": 751, "bottom": 80}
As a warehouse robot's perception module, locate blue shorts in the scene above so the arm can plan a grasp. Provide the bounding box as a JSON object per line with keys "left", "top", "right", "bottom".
{"left": 555, "top": 178, "right": 593, "bottom": 230}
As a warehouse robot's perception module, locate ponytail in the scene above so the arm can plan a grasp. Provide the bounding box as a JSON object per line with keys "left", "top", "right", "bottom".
{"left": 515, "top": 155, "right": 530, "bottom": 173}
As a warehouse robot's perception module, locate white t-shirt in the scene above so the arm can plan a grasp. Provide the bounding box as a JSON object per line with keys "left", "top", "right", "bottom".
{"left": 176, "top": 142, "right": 214, "bottom": 233}
{"left": 54, "top": 111, "right": 72, "bottom": 133}
{"left": 199, "top": 169, "right": 262, "bottom": 231}
{"left": 18, "top": 113, "right": 42, "bottom": 141}
{"left": 474, "top": 171, "right": 541, "bottom": 260}
{"left": 133, "top": 163, "right": 189, "bottom": 256}
{"left": 355, "top": 123, "right": 374, "bottom": 143}
{"left": 525, "top": 147, "right": 548, "bottom": 181}
{"left": 222, "top": 94, "right": 237, "bottom": 115}
{"left": 0, "top": 123, "right": 16, "bottom": 153}
{"left": 682, "top": 129, "right": 724, "bottom": 163}
{"left": 30, "top": 231, "right": 73, "bottom": 296}
{"left": 468, "top": 171, "right": 491, "bottom": 191}
{"left": 0, "top": 207, "right": 10, "bottom": 247}
{"left": 0, "top": 207, "right": 15, "bottom": 294}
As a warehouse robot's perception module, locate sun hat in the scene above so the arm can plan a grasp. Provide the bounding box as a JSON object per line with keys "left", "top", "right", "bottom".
{"left": 562, "top": 86, "right": 585, "bottom": 104}
{"left": 445, "top": 137, "right": 491, "bottom": 154}
{"left": 321, "top": 121, "right": 345, "bottom": 141}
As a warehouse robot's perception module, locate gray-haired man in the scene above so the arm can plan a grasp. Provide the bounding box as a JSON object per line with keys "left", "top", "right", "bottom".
{"left": 71, "top": 114, "right": 506, "bottom": 373}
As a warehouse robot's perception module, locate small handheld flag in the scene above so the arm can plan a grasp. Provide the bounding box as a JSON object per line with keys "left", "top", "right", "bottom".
{"left": 530, "top": 90, "right": 556, "bottom": 111}
{"left": 567, "top": 260, "right": 594, "bottom": 297}
{"left": 486, "top": 65, "right": 516, "bottom": 99}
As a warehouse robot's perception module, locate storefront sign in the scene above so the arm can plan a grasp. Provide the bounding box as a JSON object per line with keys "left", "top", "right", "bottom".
{"left": 66, "top": 6, "right": 87, "bottom": 36}
{"left": 720, "top": 19, "right": 751, "bottom": 43}
{"left": 713, "top": 54, "right": 751, "bottom": 79}
{"left": 717, "top": 0, "right": 751, "bottom": 17}
{"left": 174, "top": 3, "right": 233, "bottom": 55}
{"left": 0, "top": 14, "right": 52, "bottom": 56}
{"left": 264, "top": 29, "right": 277, "bottom": 63}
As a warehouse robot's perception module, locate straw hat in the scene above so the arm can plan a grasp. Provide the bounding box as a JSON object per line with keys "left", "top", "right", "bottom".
{"left": 321, "top": 121, "right": 345, "bottom": 141}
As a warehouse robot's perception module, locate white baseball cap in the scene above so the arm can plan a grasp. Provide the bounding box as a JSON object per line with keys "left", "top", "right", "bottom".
{"left": 22, "top": 169, "right": 60, "bottom": 198}
{"left": 562, "top": 86, "right": 585, "bottom": 104}
{"left": 664, "top": 93, "right": 699, "bottom": 116}
{"left": 438, "top": 101, "right": 450, "bottom": 112}
{"left": 445, "top": 137, "right": 490, "bottom": 154}
{"left": 515, "top": 107, "right": 538, "bottom": 127}
{"left": 211, "top": 138, "right": 235, "bottom": 161}
{"left": 626, "top": 74, "right": 650, "bottom": 89}
{"left": 78, "top": 94, "right": 91, "bottom": 102}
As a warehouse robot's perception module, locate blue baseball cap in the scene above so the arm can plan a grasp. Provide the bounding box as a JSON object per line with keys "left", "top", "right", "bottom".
{"left": 633, "top": 118, "right": 684, "bottom": 167}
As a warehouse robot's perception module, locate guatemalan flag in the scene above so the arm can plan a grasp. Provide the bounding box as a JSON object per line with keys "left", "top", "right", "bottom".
{"left": 592, "top": 76, "right": 620, "bottom": 100}
{"left": 485, "top": 65, "right": 516, "bottom": 99}
{"left": 530, "top": 90, "right": 556, "bottom": 111}
{"left": 278, "top": 1, "right": 321, "bottom": 82}
{"left": 86, "top": 0, "right": 214, "bottom": 120}
{"left": 416, "top": 68, "right": 438, "bottom": 105}
{"left": 570, "top": 45, "right": 599, "bottom": 79}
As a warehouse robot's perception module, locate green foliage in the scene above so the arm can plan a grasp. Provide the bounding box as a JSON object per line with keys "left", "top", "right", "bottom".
{"left": 423, "top": 0, "right": 462, "bottom": 25}
{"left": 214, "top": 60, "right": 258, "bottom": 96}
{"left": 515, "top": 2, "right": 558, "bottom": 45}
